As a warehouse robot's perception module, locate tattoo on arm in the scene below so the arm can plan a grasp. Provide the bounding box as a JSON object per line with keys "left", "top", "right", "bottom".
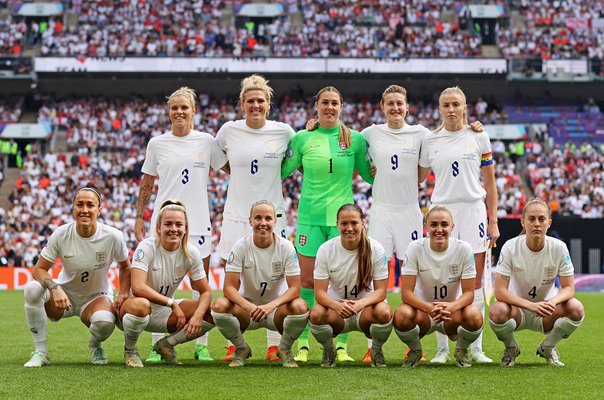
{"left": 136, "top": 178, "right": 153, "bottom": 218}
{"left": 43, "top": 277, "right": 58, "bottom": 290}
{"left": 502, "top": 275, "right": 510, "bottom": 283}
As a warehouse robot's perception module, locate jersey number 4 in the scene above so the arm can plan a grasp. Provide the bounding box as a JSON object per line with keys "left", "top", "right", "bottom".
{"left": 528, "top": 286, "right": 537, "bottom": 299}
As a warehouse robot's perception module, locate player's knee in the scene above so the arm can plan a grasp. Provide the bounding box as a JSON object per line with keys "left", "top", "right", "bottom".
{"left": 373, "top": 302, "right": 392, "bottom": 324}
{"left": 464, "top": 305, "right": 483, "bottom": 330}
{"left": 89, "top": 310, "right": 116, "bottom": 342}
{"left": 121, "top": 298, "right": 151, "bottom": 317}
{"left": 290, "top": 298, "right": 309, "bottom": 315}
{"left": 488, "top": 301, "right": 511, "bottom": 323}
{"left": 24, "top": 281, "right": 48, "bottom": 305}
{"left": 564, "top": 298, "right": 585, "bottom": 321}
{"left": 393, "top": 304, "right": 414, "bottom": 330}
{"left": 309, "top": 307, "right": 326, "bottom": 325}
{"left": 211, "top": 296, "right": 231, "bottom": 313}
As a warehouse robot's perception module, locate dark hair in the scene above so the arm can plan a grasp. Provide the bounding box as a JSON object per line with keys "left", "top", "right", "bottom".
{"left": 337, "top": 203, "right": 372, "bottom": 292}
{"left": 72, "top": 186, "right": 102, "bottom": 206}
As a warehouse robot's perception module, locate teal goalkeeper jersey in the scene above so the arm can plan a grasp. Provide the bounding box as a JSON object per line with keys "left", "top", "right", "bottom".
{"left": 282, "top": 125, "right": 374, "bottom": 226}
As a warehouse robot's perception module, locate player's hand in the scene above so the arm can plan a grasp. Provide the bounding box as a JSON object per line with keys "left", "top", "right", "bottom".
{"left": 250, "top": 304, "right": 274, "bottom": 322}
{"left": 113, "top": 292, "right": 128, "bottom": 312}
{"left": 51, "top": 286, "right": 72, "bottom": 310}
{"left": 531, "top": 301, "right": 556, "bottom": 317}
{"left": 488, "top": 222, "right": 500, "bottom": 248}
{"left": 429, "top": 303, "right": 445, "bottom": 322}
{"left": 134, "top": 218, "right": 146, "bottom": 242}
{"left": 433, "top": 301, "right": 454, "bottom": 321}
{"left": 171, "top": 303, "right": 186, "bottom": 330}
{"left": 186, "top": 315, "right": 203, "bottom": 339}
{"left": 335, "top": 300, "right": 357, "bottom": 319}
{"left": 469, "top": 121, "right": 484, "bottom": 132}
{"left": 306, "top": 118, "right": 319, "bottom": 131}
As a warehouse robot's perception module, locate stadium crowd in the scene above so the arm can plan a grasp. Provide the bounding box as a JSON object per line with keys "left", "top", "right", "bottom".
{"left": 1, "top": 1, "right": 602, "bottom": 59}
{"left": 526, "top": 140, "right": 604, "bottom": 218}
{"left": 0, "top": 98, "right": 22, "bottom": 122}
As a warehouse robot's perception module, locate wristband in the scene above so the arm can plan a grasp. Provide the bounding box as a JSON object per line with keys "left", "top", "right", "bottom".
{"left": 166, "top": 298, "right": 174, "bottom": 307}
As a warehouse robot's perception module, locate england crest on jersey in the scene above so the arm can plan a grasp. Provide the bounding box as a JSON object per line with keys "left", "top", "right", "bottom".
{"left": 96, "top": 252, "right": 107, "bottom": 263}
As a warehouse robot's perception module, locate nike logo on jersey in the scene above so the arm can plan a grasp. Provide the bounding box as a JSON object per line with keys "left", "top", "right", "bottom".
{"left": 64, "top": 255, "right": 74, "bottom": 258}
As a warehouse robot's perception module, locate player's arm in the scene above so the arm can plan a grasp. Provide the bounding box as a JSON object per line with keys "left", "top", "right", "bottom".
{"left": 438, "top": 277, "right": 475, "bottom": 316}
{"left": 134, "top": 173, "right": 155, "bottom": 242}
{"left": 546, "top": 275, "right": 575, "bottom": 306}
{"left": 494, "top": 273, "right": 548, "bottom": 315}
{"left": 400, "top": 275, "right": 433, "bottom": 315}
{"left": 281, "top": 134, "right": 302, "bottom": 178}
{"left": 354, "top": 135, "right": 374, "bottom": 184}
{"left": 257, "top": 274, "right": 301, "bottom": 317}
{"left": 418, "top": 166, "right": 431, "bottom": 184}
{"left": 131, "top": 268, "right": 169, "bottom": 305}
{"left": 353, "top": 278, "right": 387, "bottom": 311}
{"left": 187, "top": 277, "right": 213, "bottom": 338}
{"left": 481, "top": 161, "right": 500, "bottom": 247}
{"left": 222, "top": 271, "right": 258, "bottom": 314}
{"left": 314, "top": 277, "right": 356, "bottom": 318}
{"left": 114, "top": 258, "right": 131, "bottom": 311}
{"left": 32, "top": 256, "right": 71, "bottom": 310}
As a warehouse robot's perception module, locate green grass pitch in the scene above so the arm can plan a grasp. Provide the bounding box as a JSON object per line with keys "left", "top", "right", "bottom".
{"left": 1, "top": 290, "right": 602, "bottom": 400}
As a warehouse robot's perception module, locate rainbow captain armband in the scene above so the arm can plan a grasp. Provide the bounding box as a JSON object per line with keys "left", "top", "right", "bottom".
{"left": 480, "top": 152, "right": 494, "bottom": 167}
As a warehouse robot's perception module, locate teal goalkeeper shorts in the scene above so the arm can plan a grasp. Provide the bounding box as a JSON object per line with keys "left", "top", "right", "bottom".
{"left": 295, "top": 223, "right": 340, "bottom": 257}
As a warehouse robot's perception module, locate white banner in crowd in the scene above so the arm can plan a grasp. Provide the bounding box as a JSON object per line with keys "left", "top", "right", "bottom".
{"left": 1, "top": 123, "right": 52, "bottom": 139}
{"left": 35, "top": 57, "right": 508, "bottom": 74}
{"left": 484, "top": 124, "right": 527, "bottom": 140}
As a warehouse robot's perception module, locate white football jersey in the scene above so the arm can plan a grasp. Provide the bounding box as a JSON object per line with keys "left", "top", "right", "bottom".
{"left": 41, "top": 222, "right": 129, "bottom": 305}
{"left": 141, "top": 130, "right": 227, "bottom": 236}
{"left": 362, "top": 123, "right": 430, "bottom": 206}
{"left": 314, "top": 237, "right": 388, "bottom": 301}
{"left": 216, "top": 119, "right": 295, "bottom": 222}
{"left": 419, "top": 128, "right": 493, "bottom": 203}
{"left": 401, "top": 237, "right": 476, "bottom": 302}
{"left": 226, "top": 234, "right": 300, "bottom": 305}
{"left": 496, "top": 235, "right": 574, "bottom": 302}
{"left": 132, "top": 237, "right": 206, "bottom": 299}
